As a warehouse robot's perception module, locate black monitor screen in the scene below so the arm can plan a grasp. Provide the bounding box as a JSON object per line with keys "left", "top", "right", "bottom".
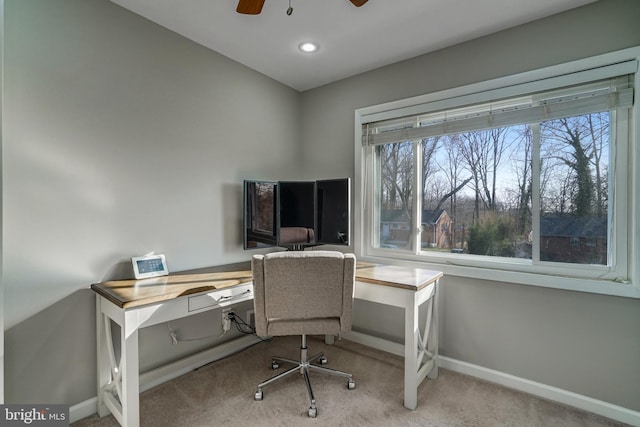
{"left": 278, "top": 181, "right": 316, "bottom": 246}
{"left": 243, "top": 180, "right": 277, "bottom": 249}
{"left": 243, "top": 178, "right": 350, "bottom": 250}
{"left": 317, "top": 178, "right": 350, "bottom": 245}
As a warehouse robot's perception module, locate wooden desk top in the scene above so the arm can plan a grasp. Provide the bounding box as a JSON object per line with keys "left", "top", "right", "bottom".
{"left": 91, "top": 262, "right": 442, "bottom": 310}
{"left": 355, "top": 262, "right": 443, "bottom": 291}
{"left": 91, "top": 270, "right": 254, "bottom": 309}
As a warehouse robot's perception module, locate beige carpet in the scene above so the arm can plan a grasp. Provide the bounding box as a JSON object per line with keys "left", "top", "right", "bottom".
{"left": 73, "top": 336, "right": 626, "bottom": 426}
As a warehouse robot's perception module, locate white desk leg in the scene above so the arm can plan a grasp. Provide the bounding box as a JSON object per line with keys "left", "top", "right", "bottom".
{"left": 427, "top": 280, "right": 439, "bottom": 380}
{"left": 121, "top": 313, "right": 140, "bottom": 427}
{"left": 404, "top": 292, "right": 419, "bottom": 410}
{"left": 96, "top": 297, "right": 111, "bottom": 417}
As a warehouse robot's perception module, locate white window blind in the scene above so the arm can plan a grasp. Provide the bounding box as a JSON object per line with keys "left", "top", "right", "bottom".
{"left": 363, "top": 60, "right": 636, "bottom": 146}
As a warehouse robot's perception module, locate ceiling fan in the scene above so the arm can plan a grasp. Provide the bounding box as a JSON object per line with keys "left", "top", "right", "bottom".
{"left": 237, "top": 0, "right": 368, "bottom": 15}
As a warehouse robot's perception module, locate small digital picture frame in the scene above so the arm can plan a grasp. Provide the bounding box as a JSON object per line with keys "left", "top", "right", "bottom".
{"left": 131, "top": 254, "right": 169, "bottom": 279}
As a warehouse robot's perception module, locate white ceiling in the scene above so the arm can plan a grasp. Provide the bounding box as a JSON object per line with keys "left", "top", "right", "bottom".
{"left": 110, "top": 0, "right": 596, "bottom": 92}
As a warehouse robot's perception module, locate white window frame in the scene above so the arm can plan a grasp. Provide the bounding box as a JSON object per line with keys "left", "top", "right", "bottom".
{"left": 354, "top": 47, "right": 640, "bottom": 298}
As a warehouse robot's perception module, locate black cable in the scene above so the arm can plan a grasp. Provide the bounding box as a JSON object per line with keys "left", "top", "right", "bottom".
{"left": 229, "top": 312, "right": 253, "bottom": 334}
{"left": 228, "top": 312, "right": 273, "bottom": 343}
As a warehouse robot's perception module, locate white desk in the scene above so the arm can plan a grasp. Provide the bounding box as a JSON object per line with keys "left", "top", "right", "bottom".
{"left": 92, "top": 262, "right": 442, "bottom": 427}
{"left": 353, "top": 264, "right": 442, "bottom": 411}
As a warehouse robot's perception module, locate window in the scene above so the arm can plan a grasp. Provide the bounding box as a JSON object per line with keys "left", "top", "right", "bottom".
{"left": 356, "top": 50, "right": 639, "bottom": 294}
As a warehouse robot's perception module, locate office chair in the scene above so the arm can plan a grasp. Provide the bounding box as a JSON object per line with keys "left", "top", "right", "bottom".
{"left": 251, "top": 250, "right": 356, "bottom": 418}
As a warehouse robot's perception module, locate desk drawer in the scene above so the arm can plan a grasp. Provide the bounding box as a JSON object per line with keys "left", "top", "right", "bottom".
{"left": 188, "top": 283, "right": 253, "bottom": 312}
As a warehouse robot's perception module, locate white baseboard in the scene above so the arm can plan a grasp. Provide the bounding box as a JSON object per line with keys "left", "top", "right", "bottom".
{"left": 343, "top": 330, "right": 404, "bottom": 356}
{"left": 342, "top": 332, "right": 639, "bottom": 426}
{"left": 439, "top": 357, "right": 640, "bottom": 427}
{"left": 70, "top": 397, "right": 98, "bottom": 423}
{"left": 71, "top": 332, "right": 639, "bottom": 426}
{"left": 70, "top": 335, "right": 260, "bottom": 423}
{"left": 139, "top": 335, "right": 260, "bottom": 392}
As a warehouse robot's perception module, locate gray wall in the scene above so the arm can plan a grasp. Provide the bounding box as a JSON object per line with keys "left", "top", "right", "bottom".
{"left": 300, "top": 0, "right": 640, "bottom": 411}
{"left": 3, "top": 0, "right": 300, "bottom": 404}
{"left": 3, "top": 0, "right": 640, "bottom": 416}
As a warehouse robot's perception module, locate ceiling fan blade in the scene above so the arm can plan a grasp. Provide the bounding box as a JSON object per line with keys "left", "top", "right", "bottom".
{"left": 349, "top": 0, "right": 368, "bottom": 6}
{"left": 237, "top": 0, "right": 265, "bottom": 14}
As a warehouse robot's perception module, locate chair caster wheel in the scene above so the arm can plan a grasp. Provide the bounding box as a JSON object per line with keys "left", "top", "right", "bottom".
{"left": 308, "top": 406, "right": 317, "bottom": 418}
{"left": 254, "top": 389, "right": 263, "bottom": 401}
{"left": 319, "top": 356, "right": 328, "bottom": 365}
{"left": 347, "top": 379, "right": 356, "bottom": 390}
{"left": 271, "top": 361, "right": 279, "bottom": 370}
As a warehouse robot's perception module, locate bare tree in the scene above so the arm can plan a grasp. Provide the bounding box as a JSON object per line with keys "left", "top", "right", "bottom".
{"left": 541, "top": 114, "right": 608, "bottom": 217}
{"left": 379, "top": 141, "right": 414, "bottom": 248}
{"left": 513, "top": 126, "right": 533, "bottom": 235}
{"left": 587, "top": 112, "right": 609, "bottom": 217}
{"left": 380, "top": 142, "right": 413, "bottom": 210}
{"left": 459, "top": 128, "right": 511, "bottom": 221}
{"left": 421, "top": 137, "right": 440, "bottom": 201}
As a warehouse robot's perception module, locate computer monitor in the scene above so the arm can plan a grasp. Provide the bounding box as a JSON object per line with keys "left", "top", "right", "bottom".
{"left": 243, "top": 180, "right": 277, "bottom": 249}
{"left": 317, "top": 178, "right": 350, "bottom": 245}
{"left": 243, "top": 178, "right": 350, "bottom": 250}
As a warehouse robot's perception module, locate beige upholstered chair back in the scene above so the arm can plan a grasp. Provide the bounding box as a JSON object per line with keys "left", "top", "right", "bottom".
{"left": 252, "top": 251, "right": 356, "bottom": 337}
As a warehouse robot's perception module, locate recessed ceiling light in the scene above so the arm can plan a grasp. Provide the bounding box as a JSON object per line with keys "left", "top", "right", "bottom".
{"left": 299, "top": 42, "right": 319, "bottom": 53}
